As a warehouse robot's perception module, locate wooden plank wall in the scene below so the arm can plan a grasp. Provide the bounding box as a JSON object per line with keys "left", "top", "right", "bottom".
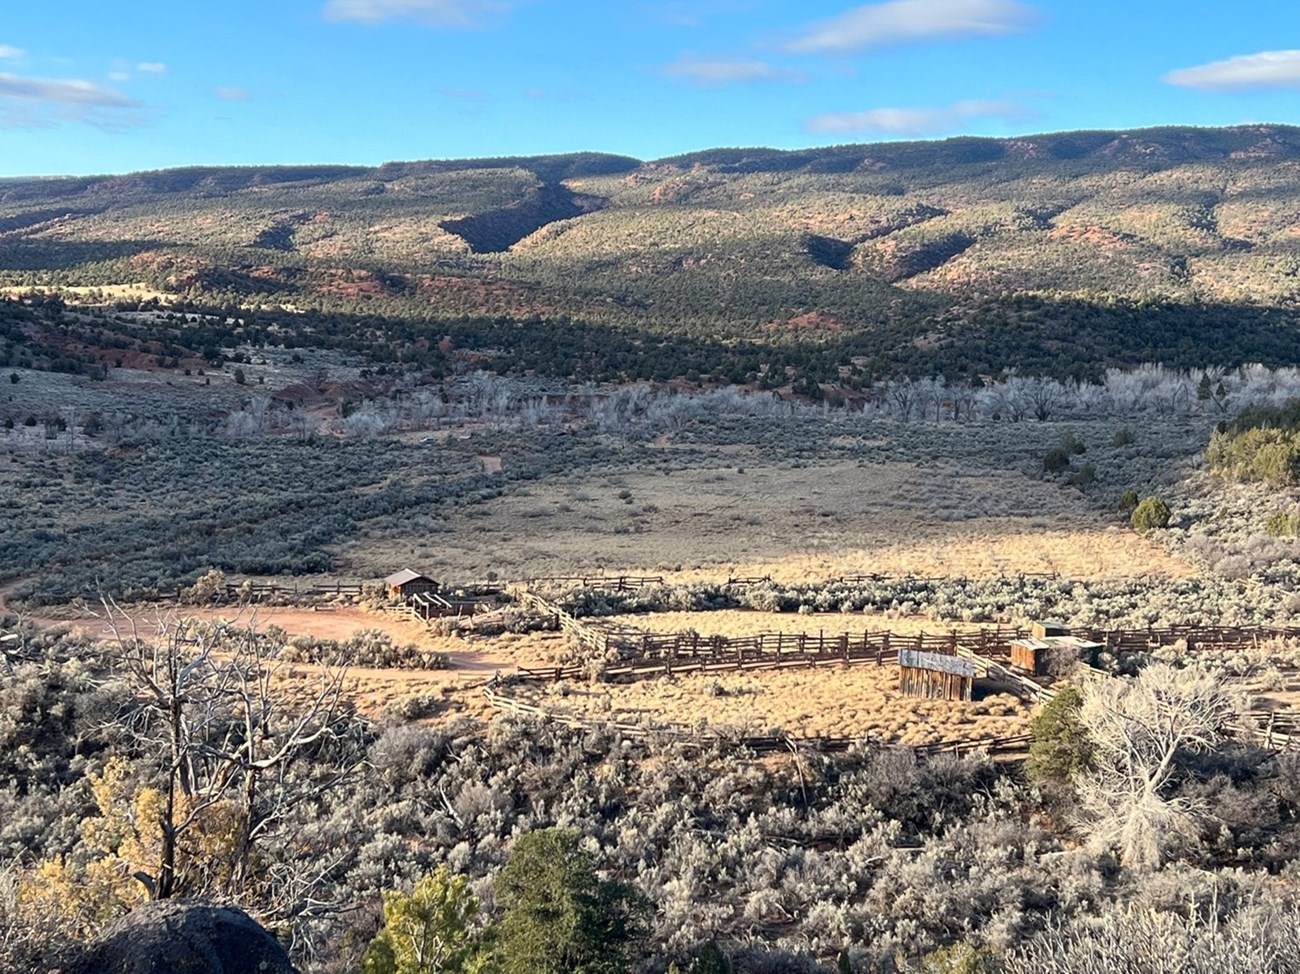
{"left": 899, "top": 666, "right": 973, "bottom": 701}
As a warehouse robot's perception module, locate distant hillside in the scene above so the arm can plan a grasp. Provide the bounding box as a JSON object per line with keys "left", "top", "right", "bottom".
{"left": 2, "top": 127, "right": 1300, "bottom": 380}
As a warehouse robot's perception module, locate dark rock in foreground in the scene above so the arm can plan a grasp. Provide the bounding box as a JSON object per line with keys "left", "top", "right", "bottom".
{"left": 70, "top": 900, "right": 297, "bottom": 974}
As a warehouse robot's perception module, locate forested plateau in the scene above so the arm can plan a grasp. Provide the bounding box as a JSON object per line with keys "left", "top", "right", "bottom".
{"left": 4, "top": 125, "right": 1300, "bottom": 383}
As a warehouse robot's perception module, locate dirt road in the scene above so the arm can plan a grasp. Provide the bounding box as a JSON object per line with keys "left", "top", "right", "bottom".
{"left": 0, "top": 580, "right": 561, "bottom": 718}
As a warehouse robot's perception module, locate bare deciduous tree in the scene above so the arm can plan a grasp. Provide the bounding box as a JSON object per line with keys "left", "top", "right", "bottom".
{"left": 888, "top": 378, "right": 916, "bottom": 421}
{"left": 103, "top": 603, "right": 352, "bottom": 901}
{"left": 1075, "top": 663, "right": 1238, "bottom": 868}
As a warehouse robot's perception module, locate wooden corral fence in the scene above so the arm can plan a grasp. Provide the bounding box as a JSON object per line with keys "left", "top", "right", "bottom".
{"left": 505, "top": 590, "right": 1300, "bottom": 712}
{"left": 407, "top": 587, "right": 505, "bottom": 621}
{"left": 1072, "top": 624, "right": 1300, "bottom": 654}
{"left": 159, "top": 580, "right": 369, "bottom": 602}
{"left": 482, "top": 683, "right": 1033, "bottom": 760}
{"left": 529, "top": 570, "right": 1063, "bottom": 592}
{"left": 1249, "top": 712, "right": 1300, "bottom": 752}
{"left": 620, "top": 626, "right": 1021, "bottom": 663}
{"left": 833, "top": 571, "right": 1060, "bottom": 586}
{"left": 520, "top": 627, "right": 1028, "bottom": 682}
{"left": 513, "top": 626, "right": 1062, "bottom": 704}
{"left": 516, "top": 589, "right": 615, "bottom": 654}
{"left": 526, "top": 574, "right": 666, "bottom": 592}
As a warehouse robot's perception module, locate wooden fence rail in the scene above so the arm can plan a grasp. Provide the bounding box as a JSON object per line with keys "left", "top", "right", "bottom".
{"left": 483, "top": 684, "right": 1034, "bottom": 759}
{"left": 157, "top": 580, "right": 369, "bottom": 601}
{"left": 517, "top": 590, "right": 610, "bottom": 654}
{"left": 526, "top": 575, "right": 666, "bottom": 592}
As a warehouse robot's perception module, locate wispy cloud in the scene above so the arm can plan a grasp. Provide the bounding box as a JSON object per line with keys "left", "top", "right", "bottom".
{"left": 786, "top": 0, "right": 1036, "bottom": 55}
{"left": 806, "top": 98, "right": 1029, "bottom": 136}
{"left": 214, "top": 86, "right": 251, "bottom": 101}
{"left": 323, "top": 0, "right": 515, "bottom": 27}
{"left": 0, "top": 73, "right": 136, "bottom": 108}
{"left": 663, "top": 56, "right": 800, "bottom": 85}
{"left": 137, "top": 61, "right": 167, "bottom": 74}
{"left": 0, "top": 71, "right": 142, "bottom": 130}
{"left": 0, "top": 45, "right": 24, "bottom": 59}
{"left": 1163, "top": 50, "right": 1300, "bottom": 92}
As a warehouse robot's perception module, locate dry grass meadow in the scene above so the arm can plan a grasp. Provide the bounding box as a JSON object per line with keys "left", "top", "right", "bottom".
{"left": 4, "top": 409, "right": 1207, "bottom": 745}
{"left": 345, "top": 458, "right": 1194, "bottom": 583}
{"left": 518, "top": 666, "right": 1031, "bottom": 746}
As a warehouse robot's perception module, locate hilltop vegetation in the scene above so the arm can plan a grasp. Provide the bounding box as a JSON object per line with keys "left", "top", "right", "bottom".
{"left": 3, "top": 126, "right": 1300, "bottom": 382}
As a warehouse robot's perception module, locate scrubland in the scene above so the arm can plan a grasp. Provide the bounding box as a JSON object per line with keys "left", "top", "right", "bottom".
{"left": 7, "top": 364, "right": 1300, "bottom": 973}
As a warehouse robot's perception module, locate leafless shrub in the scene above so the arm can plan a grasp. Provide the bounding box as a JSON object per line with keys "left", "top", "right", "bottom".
{"left": 1006, "top": 901, "right": 1300, "bottom": 974}
{"left": 1075, "top": 663, "right": 1238, "bottom": 868}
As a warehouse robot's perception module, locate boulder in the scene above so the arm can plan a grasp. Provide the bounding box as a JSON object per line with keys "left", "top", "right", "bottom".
{"left": 71, "top": 900, "right": 297, "bottom": 974}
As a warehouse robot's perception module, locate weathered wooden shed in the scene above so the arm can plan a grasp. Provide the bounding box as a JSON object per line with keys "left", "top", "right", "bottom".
{"left": 898, "top": 649, "right": 976, "bottom": 702}
{"left": 384, "top": 569, "right": 440, "bottom": 600}
{"left": 1010, "top": 633, "right": 1103, "bottom": 676}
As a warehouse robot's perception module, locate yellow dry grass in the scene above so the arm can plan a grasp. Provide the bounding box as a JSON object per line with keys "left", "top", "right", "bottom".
{"left": 522, "top": 666, "right": 1031, "bottom": 746}
{"left": 0, "top": 283, "right": 174, "bottom": 303}
{"left": 599, "top": 610, "right": 992, "bottom": 638}
{"left": 346, "top": 459, "right": 1193, "bottom": 583}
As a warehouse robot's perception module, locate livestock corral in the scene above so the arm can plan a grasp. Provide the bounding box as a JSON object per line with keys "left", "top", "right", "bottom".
{"left": 17, "top": 562, "right": 1300, "bottom": 760}
{"left": 359, "top": 570, "right": 1300, "bottom": 758}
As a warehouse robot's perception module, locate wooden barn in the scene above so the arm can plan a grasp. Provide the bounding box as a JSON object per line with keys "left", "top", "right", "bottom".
{"left": 384, "top": 569, "right": 440, "bottom": 600}
{"left": 1010, "top": 623, "right": 1103, "bottom": 677}
{"left": 898, "top": 649, "right": 976, "bottom": 702}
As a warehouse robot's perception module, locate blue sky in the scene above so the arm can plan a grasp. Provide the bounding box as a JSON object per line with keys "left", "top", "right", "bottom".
{"left": 2, "top": 0, "right": 1299, "bottom": 176}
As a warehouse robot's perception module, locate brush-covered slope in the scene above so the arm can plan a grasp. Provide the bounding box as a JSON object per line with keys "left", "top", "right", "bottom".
{"left": 2, "top": 127, "right": 1300, "bottom": 377}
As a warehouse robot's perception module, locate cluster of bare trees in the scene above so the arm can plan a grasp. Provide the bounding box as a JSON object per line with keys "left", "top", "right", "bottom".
{"left": 874, "top": 364, "right": 1300, "bottom": 423}
{"left": 101, "top": 604, "right": 358, "bottom": 908}
{"left": 320, "top": 364, "right": 1300, "bottom": 442}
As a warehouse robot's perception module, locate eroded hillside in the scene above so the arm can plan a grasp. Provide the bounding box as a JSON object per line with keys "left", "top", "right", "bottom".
{"left": 3, "top": 126, "right": 1300, "bottom": 379}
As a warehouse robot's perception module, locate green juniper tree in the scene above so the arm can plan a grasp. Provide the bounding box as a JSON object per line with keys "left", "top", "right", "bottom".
{"left": 494, "top": 828, "right": 649, "bottom": 974}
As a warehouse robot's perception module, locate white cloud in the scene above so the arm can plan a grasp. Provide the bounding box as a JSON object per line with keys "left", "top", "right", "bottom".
{"left": 786, "top": 0, "right": 1036, "bottom": 55}
{"left": 0, "top": 71, "right": 141, "bottom": 129}
{"left": 663, "top": 56, "right": 800, "bottom": 85}
{"left": 137, "top": 61, "right": 167, "bottom": 73}
{"left": 0, "top": 73, "right": 136, "bottom": 108}
{"left": 1163, "top": 50, "right": 1300, "bottom": 91}
{"left": 0, "top": 45, "right": 24, "bottom": 59}
{"left": 108, "top": 70, "right": 131, "bottom": 82}
{"left": 322, "top": 0, "right": 514, "bottom": 27}
{"left": 806, "top": 98, "right": 1028, "bottom": 136}
{"left": 214, "top": 86, "right": 251, "bottom": 100}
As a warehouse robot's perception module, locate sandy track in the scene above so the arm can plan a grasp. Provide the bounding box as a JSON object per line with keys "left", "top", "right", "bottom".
{"left": 2, "top": 588, "right": 555, "bottom": 718}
